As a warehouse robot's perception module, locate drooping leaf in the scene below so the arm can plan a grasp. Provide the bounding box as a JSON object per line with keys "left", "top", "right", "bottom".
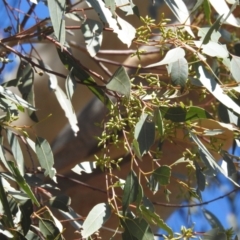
{"left": 169, "top": 57, "right": 188, "bottom": 89}
{"left": 49, "top": 195, "right": 71, "bottom": 212}
{"left": 85, "top": 0, "right": 136, "bottom": 47}
{"left": 142, "top": 196, "right": 155, "bottom": 213}
{"left": 122, "top": 170, "right": 139, "bottom": 215}
{"left": 194, "top": 41, "right": 229, "bottom": 58}
{"left": 140, "top": 205, "right": 173, "bottom": 237}
{"left": 46, "top": 64, "right": 79, "bottom": 135}
{"left": 81, "top": 203, "right": 111, "bottom": 238}
{"left": 57, "top": 49, "right": 112, "bottom": 108}
{"left": 106, "top": 66, "right": 131, "bottom": 98}
{"left": 7, "top": 162, "right": 40, "bottom": 207}
{"left": 148, "top": 175, "right": 160, "bottom": 194}
{"left": 197, "top": 65, "right": 240, "bottom": 115}
{"left": 160, "top": 106, "right": 212, "bottom": 122}
{"left": 132, "top": 139, "right": 142, "bottom": 160}
{"left": 203, "top": 209, "right": 225, "bottom": 231}
{"left": 194, "top": 161, "right": 206, "bottom": 191}
{"left": 209, "top": 0, "right": 240, "bottom": 27}
{"left": 39, "top": 218, "right": 62, "bottom": 240}
{"left": 59, "top": 206, "right": 83, "bottom": 230}
{"left": 47, "top": 0, "right": 65, "bottom": 46}
{"left": 81, "top": 18, "right": 103, "bottom": 57}
{"left": 0, "top": 177, "right": 14, "bottom": 229}
{"left": 154, "top": 109, "right": 164, "bottom": 137}
{"left": 134, "top": 113, "right": 155, "bottom": 156}
{"left": 203, "top": 0, "right": 211, "bottom": 24}
{"left": 121, "top": 217, "right": 154, "bottom": 240}
{"left": 35, "top": 137, "right": 56, "bottom": 182}
{"left": 0, "top": 223, "right": 13, "bottom": 239}
{"left": 71, "top": 161, "right": 97, "bottom": 175}
{"left": 164, "top": 0, "right": 194, "bottom": 36}
{"left": 202, "top": 15, "right": 224, "bottom": 44}
{"left": 152, "top": 165, "right": 171, "bottom": 186}
{"left": 146, "top": 47, "right": 185, "bottom": 68}
{"left": 65, "top": 68, "right": 76, "bottom": 101}
{"left": 221, "top": 151, "right": 237, "bottom": 177}
{"left": 0, "top": 86, "right": 36, "bottom": 111}
{"left": 17, "top": 61, "right": 37, "bottom": 121}
{"left": 189, "top": 131, "right": 239, "bottom": 187}
{"left": 230, "top": 55, "right": 240, "bottom": 82}
{"left": 7, "top": 130, "right": 24, "bottom": 176}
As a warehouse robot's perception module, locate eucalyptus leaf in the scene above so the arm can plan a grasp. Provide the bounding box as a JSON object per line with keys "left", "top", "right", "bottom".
{"left": 121, "top": 217, "right": 154, "bottom": 240}
{"left": 81, "top": 203, "right": 111, "bottom": 238}
{"left": 146, "top": 47, "right": 185, "bottom": 68}
{"left": 7, "top": 130, "right": 24, "bottom": 176}
{"left": 49, "top": 195, "right": 71, "bottom": 212}
{"left": 39, "top": 218, "right": 62, "bottom": 240}
{"left": 7, "top": 162, "right": 40, "bottom": 207}
{"left": 106, "top": 66, "right": 131, "bottom": 98}
{"left": 35, "top": 137, "right": 56, "bottom": 182}
{"left": 197, "top": 65, "right": 240, "bottom": 115}
{"left": 152, "top": 165, "right": 171, "bottom": 186}
{"left": 134, "top": 113, "right": 155, "bottom": 156}
{"left": 140, "top": 205, "right": 173, "bottom": 237}
{"left": 81, "top": 18, "right": 103, "bottom": 57}
{"left": 230, "top": 55, "right": 240, "bottom": 82}
{"left": 47, "top": 0, "right": 65, "bottom": 46}
{"left": 122, "top": 170, "right": 139, "bottom": 215}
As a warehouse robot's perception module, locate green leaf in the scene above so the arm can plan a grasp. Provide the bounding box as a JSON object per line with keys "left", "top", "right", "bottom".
{"left": 7, "top": 130, "right": 24, "bottom": 176}
{"left": 202, "top": 14, "right": 223, "bottom": 44}
{"left": 134, "top": 113, "right": 155, "bottom": 156}
{"left": 47, "top": 0, "right": 65, "bottom": 46}
{"left": 154, "top": 109, "right": 164, "bottom": 137}
{"left": 81, "top": 18, "right": 103, "bottom": 57}
{"left": 152, "top": 165, "right": 171, "bottom": 186}
{"left": 57, "top": 49, "right": 112, "bottom": 108}
{"left": 85, "top": 0, "right": 136, "bottom": 47}
{"left": 17, "top": 61, "right": 37, "bottom": 122}
{"left": 59, "top": 206, "right": 82, "bottom": 230}
{"left": 189, "top": 131, "right": 239, "bottom": 187}
{"left": 221, "top": 151, "right": 237, "bottom": 177}
{"left": 65, "top": 68, "right": 76, "bottom": 101}
{"left": 146, "top": 47, "right": 185, "bottom": 68}
{"left": 203, "top": 209, "right": 225, "bottom": 231}
{"left": 39, "top": 218, "right": 62, "bottom": 240}
{"left": 71, "top": 161, "right": 97, "bottom": 175}
{"left": 132, "top": 139, "right": 142, "bottom": 160}
{"left": 160, "top": 106, "right": 212, "bottom": 122}
{"left": 194, "top": 161, "right": 206, "bottom": 191}
{"left": 25, "top": 230, "right": 40, "bottom": 240}
{"left": 0, "top": 177, "right": 14, "bottom": 229}
{"left": 0, "top": 86, "right": 35, "bottom": 111}
{"left": 8, "top": 162, "right": 40, "bottom": 207}
{"left": 203, "top": 0, "right": 211, "bottom": 24}
{"left": 230, "top": 55, "right": 240, "bottom": 82}
{"left": 81, "top": 203, "right": 111, "bottom": 238}
{"left": 147, "top": 174, "right": 160, "bottom": 194}
{"left": 121, "top": 217, "right": 154, "bottom": 240}
{"left": 197, "top": 65, "right": 240, "bottom": 115}
{"left": 49, "top": 195, "right": 71, "bottom": 212}
{"left": 140, "top": 205, "right": 173, "bottom": 237}
{"left": 169, "top": 57, "right": 188, "bottom": 89}
{"left": 35, "top": 137, "right": 56, "bottom": 182}
{"left": 142, "top": 196, "right": 155, "bottom": 213}
{"left": 106, "top": 66, "right": 131, "bottom": 98}
{"left": 122, "top": 170, "right": 139, "bottom": 215}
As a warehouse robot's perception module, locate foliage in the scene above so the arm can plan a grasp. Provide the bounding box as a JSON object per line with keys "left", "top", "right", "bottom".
{"left": 0, "top": 0, "right": 239, "bottom": 239}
